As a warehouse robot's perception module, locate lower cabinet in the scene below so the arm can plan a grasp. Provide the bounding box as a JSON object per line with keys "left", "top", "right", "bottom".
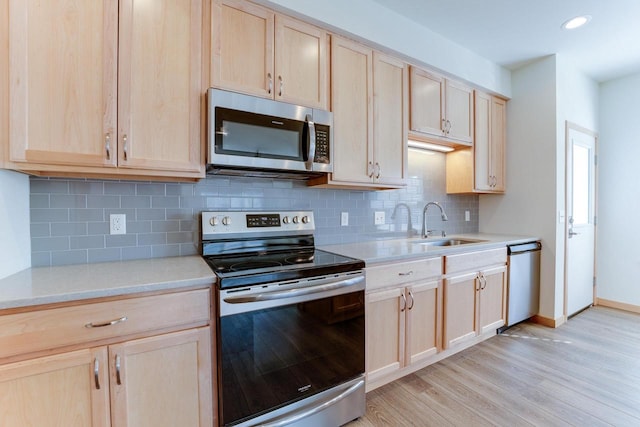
{"left": 365, "top": 258, "right": 442, "bottom": 387}
{"left": 443, "top": 249, "right": 507, "bottom": 349}
{"left": 0, "top": 289, "right": 214, "bottom": 427}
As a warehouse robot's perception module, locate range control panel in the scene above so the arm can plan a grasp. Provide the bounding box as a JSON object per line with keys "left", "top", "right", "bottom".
{"left": 202, "top": 211, "right": 315, "bottom": 238}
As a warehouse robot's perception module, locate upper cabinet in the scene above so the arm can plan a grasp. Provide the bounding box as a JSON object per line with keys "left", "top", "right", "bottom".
{"left": 409, "top": 66, "right": 474, "bottom": 146}
{"left": 212, "top": 0, "right": 328, "bottom": 109}
{"left": 6, "top": 0, "right": 206, "bottom": 180}
{"left": 309, "top": 36, "right": 406, "bottom": 189}
{"left": 446, "top": 90, "right": 506, "bottom": 194}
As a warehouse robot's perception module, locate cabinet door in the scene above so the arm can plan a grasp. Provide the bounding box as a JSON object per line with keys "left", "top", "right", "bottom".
{"left": 211, "top": 0, "right": 274, "bottom": 98}
{"left": 275, "top": 15, "right": 328, "bottom": 109}
{"left": 110, "top": 327, "right": 213, "bottom": 427}
{"left": 330, "top": 36, "right": 373, "bottom": 184}
{"left": 409, "top": 67, "right": 445, "bottom": 137}
{"left": 0, "top": 348, "right": 110, "bottom": 427}
{"left": 474, "top": 90, "right": 492, "bottom": 191}
{"left": 478, "top": 265, "right": 507, "bottom": 334}
{"left": 373, "top": 52, "right": 407, "bottom": 186}
{"left": 365, "top": 288, "right": 405, "bottom": 383}
{"left": 9, "top": 0, "right": 118, "bottom": 167}
{"left": 445, "top": 80, "right": 474, "bottom": 143}
{"left": 118, "top": 0, "right": 203, "bottom": 173}
{"left": 443, "top": 272, "right": 478, "bottom": 349}
{"left": 405, "top": 280, "right": 441, "bottom": 365}
{"left": 490, "top": 96, "right": 506, "bottom": 192}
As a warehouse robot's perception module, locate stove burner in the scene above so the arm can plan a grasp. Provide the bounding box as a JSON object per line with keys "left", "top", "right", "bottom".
{"left": 284, "top": 254, "right": 315, "bottom": 264}
{"left": 229, "top": 260, "right": 283, "bottom": 272}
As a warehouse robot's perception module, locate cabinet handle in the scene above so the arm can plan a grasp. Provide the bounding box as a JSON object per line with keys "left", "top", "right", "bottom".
{"left": 398, "top": 271, "right": 413, "bottom": 277}
{"left": 400, "top": 292, "right": 407, "bottom": 312}
{"left": 407, "top": 291, "right": 415, "bottom": 310}
{"left": 105, "top": 134, "right": 111, "bottom": 160}
{"left": 475, "top": 273, "right": 481, "bottom": 291}
{"left": 85, "top": 316, "right": 127, "bottom": 328}
{"left": 123, "top": 135, "right": 128, "bottom": 161}
{"left": 278, "top": 75, "right": 283, "bottom": 97}
{"left": 267, "top": 73, "right": 273, "bottom": 94}
{"left": 368, "top": 161, "right": 374, "bottom": 178}
{"left": 480, "top": 272, "right": 487, "bottom": 290}
{"left": 115, "top": 354, "right": 122, "bottom": 385}
{"left": 441, "top": 118, "right": 446, "bottom": 134}
{"left": 446, "top": 120, "right": 451, "bottom": 134}
{"left": 94, "top": 358, "right": 100, "bottom": 390}
{"left": 375, "top": 162, "right": 381, "bottom": 179}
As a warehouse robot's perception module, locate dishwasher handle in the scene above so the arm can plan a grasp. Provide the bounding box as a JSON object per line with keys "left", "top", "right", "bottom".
{"left": 508, "top": 241, "right": 541, "bottom": 255}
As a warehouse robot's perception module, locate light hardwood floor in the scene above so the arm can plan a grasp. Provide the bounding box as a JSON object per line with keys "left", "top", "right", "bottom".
{"left": 348, "top": 306, "right": 640, "bottom": 426}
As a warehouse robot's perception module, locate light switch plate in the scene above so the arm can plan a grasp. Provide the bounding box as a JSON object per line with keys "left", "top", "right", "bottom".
{"left": 110, "top": 214, "right": 126, "bottom": 235}
{"left": 465, "top": 210, "right": 470, "bottom": 222}
{"left": 374, "top": 211, "right": 385, "bottom": 225}
{"left": 341, "top": 212, "right": 349, "bottom": 226}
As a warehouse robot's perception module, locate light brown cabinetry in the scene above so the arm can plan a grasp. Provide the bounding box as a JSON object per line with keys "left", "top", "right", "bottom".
{"left": 310, "top": 36, "right": 406, "bottom": 189}
{"left": 409, "top": 66, "right": 474, "bottom": 146}
{"left": 0, "top": 289, "right": 214, "bottom": 427}
{"left": 5, "top": 0, "right": 205, "bottom": 180}
{"left": 212, "top": 0, "right": 328, "bottom": 109}
{"left": 446, "top": 91, "right": 507, "bottom": 194}
{"left": 443, "top": 248, "right": 507, "bottom": 349}
{"left": 365, "top": 258, "right": 441, "bottom": 388}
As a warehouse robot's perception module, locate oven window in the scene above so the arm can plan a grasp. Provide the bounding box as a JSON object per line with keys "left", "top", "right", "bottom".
{"left": 218, "top": 290, "right": 365, "bottom": 426}
{"left": 215, "top": 107, "right": 305, "bottom": 160}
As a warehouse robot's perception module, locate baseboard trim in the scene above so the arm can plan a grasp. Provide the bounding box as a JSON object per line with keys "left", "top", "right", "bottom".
{"left": 531, "top": 314, "right": 565, "bottom": 328}
{"left": 596, "top": 298, "right": 640, "bottom": 314}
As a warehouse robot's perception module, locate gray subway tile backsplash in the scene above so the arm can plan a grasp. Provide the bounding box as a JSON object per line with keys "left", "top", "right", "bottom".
{"left": 29, "top": 151, "right": 479, "bottom": 267}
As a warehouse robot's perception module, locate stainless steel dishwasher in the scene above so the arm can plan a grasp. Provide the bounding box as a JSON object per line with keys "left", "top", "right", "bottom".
{"left": 499, "top": 241, "right": 541, "bottom": 332}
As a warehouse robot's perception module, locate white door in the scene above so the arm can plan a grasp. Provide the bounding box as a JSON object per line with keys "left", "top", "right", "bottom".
{"left": 565, "top": 122, "right": 597, "bottom": 317}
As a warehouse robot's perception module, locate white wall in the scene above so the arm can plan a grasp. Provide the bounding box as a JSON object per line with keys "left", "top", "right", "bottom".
{"left": 598, "top": 72, "right": 640, "bottom": 306}
{"left": 480, "top": 56, "right": 559, "bottom": 320}
{"left": 0, "top": 170, "right": 30, "bottom": 279}
{"left": 259, "top": 0, "right": 512, "bottom": 97}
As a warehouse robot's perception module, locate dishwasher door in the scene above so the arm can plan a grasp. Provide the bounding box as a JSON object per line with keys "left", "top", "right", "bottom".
{"left": 504, "top": 241, "right": 541, "bottom": 330}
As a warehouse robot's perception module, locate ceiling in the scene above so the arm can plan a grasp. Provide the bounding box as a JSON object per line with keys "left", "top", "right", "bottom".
{"left": 369, "top": 0, "right": 640, "bottom": 83}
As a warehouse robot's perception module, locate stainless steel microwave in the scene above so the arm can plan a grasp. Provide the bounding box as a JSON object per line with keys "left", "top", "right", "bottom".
{"left": 207, "top": 88, "right": 333, "bottom": 178}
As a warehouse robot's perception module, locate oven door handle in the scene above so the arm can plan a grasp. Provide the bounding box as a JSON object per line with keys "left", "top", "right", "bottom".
{"left": 258, "top": 379, "right": 365, "bottom": 427}
{"left": 223, "top": 275, "right": 364, "bottom": 304}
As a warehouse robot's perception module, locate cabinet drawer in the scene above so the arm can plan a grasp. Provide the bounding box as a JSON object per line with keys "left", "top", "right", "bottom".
{"left": 366, "top": 257, "right": 442, "bottom": 291}
{"left": 444, "top": 247, "right": 507, "bottom": 275}
{"left": 0, "top": 289, "right": 211, "bottom": 360}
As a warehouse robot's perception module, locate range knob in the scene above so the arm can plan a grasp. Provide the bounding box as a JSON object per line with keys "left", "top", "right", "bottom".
{"left": 292, "top": 216, "right": 300, "bottom": 224}
{"left": 222, "top": 216, "right": 231, "bottom": 226}
{"left": 282, "top": 216, "right": 290, "bottom": 224}
{"left": 208, "top": 217, "right": 218, "bottom": 226}
{"left": 301, "top": 215, "right": 310, "bottom": 224}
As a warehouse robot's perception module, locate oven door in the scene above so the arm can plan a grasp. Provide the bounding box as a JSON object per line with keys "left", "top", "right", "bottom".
{"left": 217, "top": 273, "right": 365, "bottom": 426}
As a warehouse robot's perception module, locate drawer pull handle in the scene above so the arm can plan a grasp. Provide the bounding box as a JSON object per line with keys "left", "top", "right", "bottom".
{"left": 398, "top": 271, "right": 414, "bottom": 276}
{"left": 94, "top": 358, "right": 100, "bottom": 390}
{"left": 85, "top": 316, "right": 128, "bottom": 328}
{"left": 116, "top": 354, "right": 122, "bottom": 385}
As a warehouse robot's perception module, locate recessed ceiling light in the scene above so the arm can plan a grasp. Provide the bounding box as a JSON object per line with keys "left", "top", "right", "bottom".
{"left": 562, "top": 15, "right": 592, "bottom": 30}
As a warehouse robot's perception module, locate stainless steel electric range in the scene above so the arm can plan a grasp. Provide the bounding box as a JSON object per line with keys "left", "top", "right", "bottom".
{"left": 201, "top": 211, "right": 366, "bottom": 427}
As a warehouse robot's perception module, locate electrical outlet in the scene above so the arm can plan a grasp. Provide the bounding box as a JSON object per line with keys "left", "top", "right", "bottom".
{"left": 110, "top": 214, "right": 126, "bottom": 235}
{"left": 374, "top": 211, "right": 385, "bottom": 225}
{"left": 465, "top": 210, "right": 470, "bottom": 222}
{"left": 341, "top": 212, "right": 349, "bottom": 226}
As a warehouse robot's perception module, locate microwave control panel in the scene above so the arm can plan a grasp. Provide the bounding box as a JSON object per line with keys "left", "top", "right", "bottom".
{"left": 314, "top": 124, "right": 330, "bottom": 164}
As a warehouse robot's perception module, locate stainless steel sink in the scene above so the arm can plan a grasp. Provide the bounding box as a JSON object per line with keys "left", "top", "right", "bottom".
{"left": 413, "top": 238, "right": 487, "bottom": 247}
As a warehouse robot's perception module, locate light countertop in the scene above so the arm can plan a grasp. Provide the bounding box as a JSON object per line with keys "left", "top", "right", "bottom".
{"left": 319, "top": 233, "right": 539, "bottom": 265}
{"left": 0, "top": 256, "right": 215, "bottom": 311}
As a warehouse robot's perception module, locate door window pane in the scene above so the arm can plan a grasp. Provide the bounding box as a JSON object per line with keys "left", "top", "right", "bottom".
{"left": 572, "top": 144, "right": 591, "bottom": 225}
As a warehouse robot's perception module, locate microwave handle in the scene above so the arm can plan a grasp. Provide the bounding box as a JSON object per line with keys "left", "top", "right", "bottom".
{"left": 305, "top": 114, "right": 316, "bottom": 171}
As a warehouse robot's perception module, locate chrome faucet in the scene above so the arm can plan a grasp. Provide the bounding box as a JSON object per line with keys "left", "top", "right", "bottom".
{"left": 422, "top": 202, "right": 448, "bottom": 238}
{"left": 391, "top": 203, "right": 416, "bottom": 237}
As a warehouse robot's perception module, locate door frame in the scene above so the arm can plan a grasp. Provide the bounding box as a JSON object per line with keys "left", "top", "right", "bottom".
{"left": 563, "top": 121, "right": 598, "bottom": 318}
